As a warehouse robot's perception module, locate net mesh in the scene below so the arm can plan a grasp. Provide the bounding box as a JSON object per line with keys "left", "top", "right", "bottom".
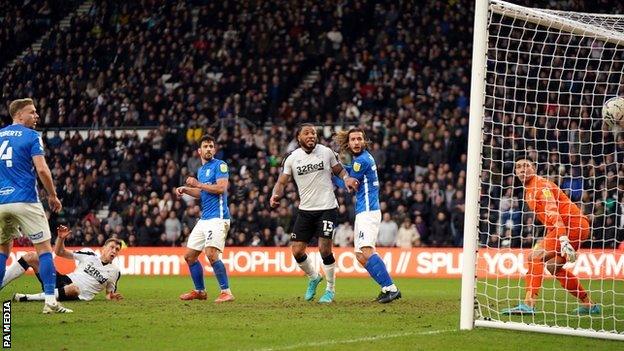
{"left": 475, "top": 0, "right": 624, "bottom": 335}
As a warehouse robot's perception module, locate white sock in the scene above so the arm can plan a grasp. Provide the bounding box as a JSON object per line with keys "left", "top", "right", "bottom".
{"left": 44, "top": 289, "right": 61, "bottom": 304}
{"left": 25, "top": 293, "right": 45, "bottom": 301}
{"left": 24, "top": 288, "right": 61, "bottom": 302}
{"left": 297, "top": 256, "right": 319, "bottom": 280}
{"left": 323, "top": 263, "right": 336, "bottom": 292}
{"left": 44, "top": 295, "right": 57, "bottom": 304}
{"left": 221, "top": 288, "right": 232, "bottom": 294}
{"left": 382, "top": 284, "right": 398, "bottom": 293}
{"left": 2, "top": 262, "right": 26, "bottom": 288}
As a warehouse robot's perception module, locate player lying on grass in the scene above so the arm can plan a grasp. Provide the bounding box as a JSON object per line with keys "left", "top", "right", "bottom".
{"left": 502, "top": 156, "right": 600, "bottom": 315}
{"left": 2, "top": 225, "right": 123, "bottom": 302}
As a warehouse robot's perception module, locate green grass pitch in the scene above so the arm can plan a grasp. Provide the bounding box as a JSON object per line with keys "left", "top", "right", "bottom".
{"left": 2, "top": 276, "right": 622, "bottom": 350}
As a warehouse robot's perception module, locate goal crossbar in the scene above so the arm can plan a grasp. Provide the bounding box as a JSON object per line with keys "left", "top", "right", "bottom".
{"left": 490, "top": 0, "right": 624, "bottom": 45}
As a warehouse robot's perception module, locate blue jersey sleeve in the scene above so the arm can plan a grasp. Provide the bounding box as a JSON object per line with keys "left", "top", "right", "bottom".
{"left": 216, "top": 161, "right": 229, "bottom": 179}
{"left": 349, "top": 157, "right": 369, "bottom": 181}
{"left": 30, "top": 133, "right": 44, "bottom": 157}
{"left": 332, "top": 175, "right": 346, "bottom": 189}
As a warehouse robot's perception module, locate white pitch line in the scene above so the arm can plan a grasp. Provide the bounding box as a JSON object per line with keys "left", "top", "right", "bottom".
{"left": 251, "top": 329, "right": 455, "bottom": 351}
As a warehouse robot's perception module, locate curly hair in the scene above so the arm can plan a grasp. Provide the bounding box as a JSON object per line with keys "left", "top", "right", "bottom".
{"left": 333, "top": 127, "right": 368, "bottom": 153}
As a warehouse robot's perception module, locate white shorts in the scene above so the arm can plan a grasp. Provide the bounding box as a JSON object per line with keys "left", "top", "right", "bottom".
{"left": 354, "top": 210, "right": 381, "bottom": 253}
{"left": 187, "top": 218, "right": 230, "bottom": 252}
{"left": 0, "top": 202, "right": 51, "bottom": 245}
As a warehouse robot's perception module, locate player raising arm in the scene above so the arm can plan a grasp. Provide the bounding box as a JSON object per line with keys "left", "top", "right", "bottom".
{"left": 0, "top": 98, "right": 70, "bottom": 313}
{"left": 502, "top": 156, "right": 600, "bottom": 315}
{"left": 176, "top": 135, "right": 234, "bottom": 303}
{"left": 3, "top": 225, "right": 123, "bottom": 302}
{"left": 270, "top": 123, "right": 358, "bottom": 303}
{"left": 333, "top": 128, "right": 401, "bottom": 303}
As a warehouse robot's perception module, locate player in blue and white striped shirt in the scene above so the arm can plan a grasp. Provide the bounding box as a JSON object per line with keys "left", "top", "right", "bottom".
{"left": 176, "top": 135, "right": 234, "bottom": 303}
{"left": 334, "top": 128, "right": 401, "bottom": 303}
{"left": 0, "top": 98, "right": 72, "bottom": 313}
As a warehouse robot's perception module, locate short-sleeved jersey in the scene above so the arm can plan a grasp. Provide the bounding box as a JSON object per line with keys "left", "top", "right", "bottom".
{"left": 0, "top": 124, "right": 44, "bottom": 204}
{"left": 67, "top": 249, "right": 121, "bottom": 301}
{"left": 282, "top": 144, "right": 338, "bottom": 211}
{"left": 197, "top": 158, "right": 230, "bottom": 220}
{"left": 524, "top": 175, "right": 588, "bottom": 237}
{"left": 348, "top": 150, "right": 380, "bottom": 214}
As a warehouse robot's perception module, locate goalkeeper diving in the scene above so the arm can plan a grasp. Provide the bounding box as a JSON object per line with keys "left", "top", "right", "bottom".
{"left": 502, "top": 156, "right": 600, "bottom": 315}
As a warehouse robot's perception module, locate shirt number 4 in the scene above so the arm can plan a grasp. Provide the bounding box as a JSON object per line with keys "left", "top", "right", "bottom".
{"left": 0, "top": 140, "right": 13, "bottom": 168}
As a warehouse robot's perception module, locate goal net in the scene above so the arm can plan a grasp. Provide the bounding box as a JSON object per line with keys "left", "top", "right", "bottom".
{"left": 461, "top": 0, "right": 624, "bottom": 340}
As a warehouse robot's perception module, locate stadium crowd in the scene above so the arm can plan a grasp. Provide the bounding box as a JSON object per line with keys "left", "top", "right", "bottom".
{"left": 2, "top": 0, "right": 624, "bottom": 249}
{"left": 0, "top": 0, "right": 81, "bottom": 68}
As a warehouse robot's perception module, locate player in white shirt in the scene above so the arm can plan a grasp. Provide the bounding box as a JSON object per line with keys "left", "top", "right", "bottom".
{"left": 270, "top": 124, "right": 359, "bottom": 303}
{"left": 3, "top": 225, "right": 123, "bottom": 302}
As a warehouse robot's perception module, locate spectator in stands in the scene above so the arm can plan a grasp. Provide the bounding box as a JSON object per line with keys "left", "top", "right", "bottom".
{"left": 450, "top": 190, "right": 466, "bottom": 246}
{"left": 377, "top": 213, "right": 398, "bottom": 247}
{"left": 521, "top": 216, "right": 541, "bottom": 248}
{"left": 105, "top": 211, "right": 123, "bottom": 231}
{"left": 430, "top": 212, "right": 451, "bottom": 247}
{"left": 164, "top": 210, "right": 182, "bottom": 244}
{"left": 396, "top": 218, "right": 421, "bottom": 249}
{"left": 274, "top": 226, "right": 290, "bottom": 247}
{"left": 138, "top": 218, "right": 159, "bottom": 246}
{"left": 334, "top": 221, "right": 354, "bottom": 248}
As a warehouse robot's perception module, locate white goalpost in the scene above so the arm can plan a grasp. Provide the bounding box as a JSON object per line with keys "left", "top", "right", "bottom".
{"left": 461, "top": 0, "right": 624, "bottom": 340}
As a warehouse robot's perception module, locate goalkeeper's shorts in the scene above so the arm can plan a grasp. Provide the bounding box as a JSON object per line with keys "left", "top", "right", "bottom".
{"left": 541, "top": 217, "right": 590, "bottom": 255}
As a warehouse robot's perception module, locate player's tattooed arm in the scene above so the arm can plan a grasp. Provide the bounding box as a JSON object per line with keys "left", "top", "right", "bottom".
{"left": 270, "top": 173, "right": 291, "bottom": 208}
{"left": 332, "top": 163, "right": 359, "bottom": 192}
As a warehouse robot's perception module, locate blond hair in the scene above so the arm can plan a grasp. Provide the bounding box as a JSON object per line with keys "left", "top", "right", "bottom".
{"left": 333, "top": 127, "right": 368, "bottom": 154}
{"left": 9, "top": 98, "right": 34, "bottom": 118}
{"left": 104, "top": 238, "right": 123, "bottom": 248}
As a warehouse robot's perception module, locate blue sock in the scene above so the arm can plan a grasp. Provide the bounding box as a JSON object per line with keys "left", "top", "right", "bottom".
{"left": 188, "top": 261, "right": 205, "bottom": 291}
{"left": 38, "top": 252, "right": 56, "bottom": 295}
{"left": 0, "top": 253, "right": 7, "bottom": 286}
{"left": 364, "top": 254, "right": 393, "bottom": 288}
{"left": 212, "top": 260, "right": 229, "bottom": 290}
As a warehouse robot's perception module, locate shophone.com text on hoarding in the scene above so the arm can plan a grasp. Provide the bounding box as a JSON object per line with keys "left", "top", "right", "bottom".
{"left": 7, "top": 247, "right": 624, "bottom": 278}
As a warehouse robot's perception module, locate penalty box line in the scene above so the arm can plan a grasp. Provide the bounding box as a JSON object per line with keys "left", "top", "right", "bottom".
{"left": 251, "top": 329, "right": 455, "bottom": 351}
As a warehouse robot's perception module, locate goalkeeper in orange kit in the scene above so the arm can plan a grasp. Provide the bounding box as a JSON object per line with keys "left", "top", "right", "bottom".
{"left": 502, "top": 156, "right": 601, "bottom": 315}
